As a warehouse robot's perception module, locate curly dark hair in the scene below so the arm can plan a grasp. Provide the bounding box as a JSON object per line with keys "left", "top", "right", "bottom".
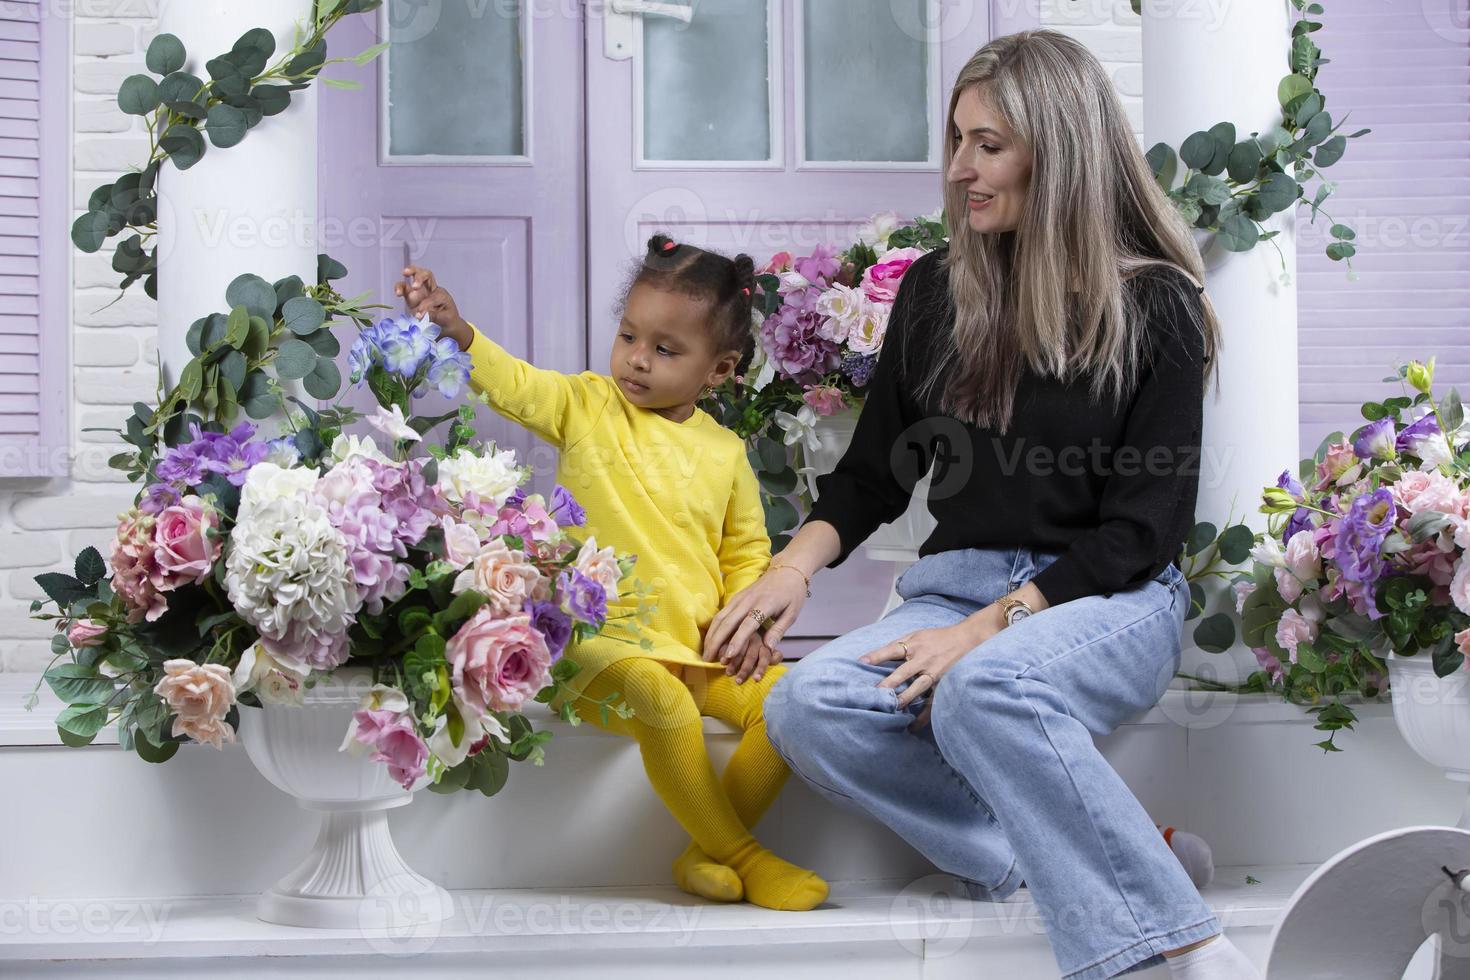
{"left": 613, "top": 233, "right": 758, "bottom": 375}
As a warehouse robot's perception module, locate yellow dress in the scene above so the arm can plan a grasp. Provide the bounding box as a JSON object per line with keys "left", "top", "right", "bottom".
{"left": 462, "top": 323, "right": 772, "bottom": 699}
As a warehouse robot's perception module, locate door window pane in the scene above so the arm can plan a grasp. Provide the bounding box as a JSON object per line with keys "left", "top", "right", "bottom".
{"left": 803, "top": 0, "right": 929, "bottom": 162}
{"left": 388, "top": 1, "right": 524, "bottom": 157}
{"left": 644, "top": 0, "right": 771, "bottom": 161}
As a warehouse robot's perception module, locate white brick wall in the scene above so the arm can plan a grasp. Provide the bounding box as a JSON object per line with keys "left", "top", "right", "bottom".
{"left": 1040, "top": 0, "right": 1145, "bottom": 138}
{"left": 0, "top": 9, "right": 160, "bottom": 672}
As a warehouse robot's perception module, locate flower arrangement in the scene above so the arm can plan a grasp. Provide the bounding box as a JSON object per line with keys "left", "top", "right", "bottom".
{"left": 1193, "top": 359, "right": 1470, "bottom": 750}
{"left": 700, "top": 209, "right": 948, "bottom": 546}
{"left": 28, "top": 309, "right": 643, "bottom": 795}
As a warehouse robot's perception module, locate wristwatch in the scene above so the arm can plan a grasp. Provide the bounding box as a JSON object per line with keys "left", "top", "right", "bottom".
{"left": 997, "top": 595, "right": 1035, "bottom": 627}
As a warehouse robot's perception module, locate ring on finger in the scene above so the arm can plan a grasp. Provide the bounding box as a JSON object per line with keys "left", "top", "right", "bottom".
{"left": 898, "top": 639, "right": 912, "bottom": 660}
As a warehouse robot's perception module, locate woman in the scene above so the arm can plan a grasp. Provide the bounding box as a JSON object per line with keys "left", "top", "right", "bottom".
{"left": 703, "top": 30, "right": 1257, "bottom": 980}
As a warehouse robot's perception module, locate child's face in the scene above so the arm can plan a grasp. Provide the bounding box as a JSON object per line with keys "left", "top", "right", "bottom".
{"left": 610, "top": 283, "right": 740, "bottom": 421}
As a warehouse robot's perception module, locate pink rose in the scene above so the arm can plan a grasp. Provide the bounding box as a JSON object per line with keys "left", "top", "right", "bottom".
{"left": 1456, "top": 627, "right": 1470, "bottom": 658}
{"left": 152, "top": 658, "right": 236, "bottom": 749}
{"left": 1393, "top": 470, "right": 1466, "bottom": 518}
{"left": 759, "top": 251, "right": 794, "bottom": 275}
{"left": 1452, "top": 556, "right": 1470, "bottom": 617}
{"left": 67, "top": 618, "right": 107, "bottom": 649}
{"left": 802, "top": 385, "right": 848, "bottom": 417}
{"left": 451, "top": 537, "right": 544, "bottom": 614}
{"left": 350, "top": 707, "right": 428, "bottom": 791}
{"left": 150, "top": 495, "right": 220, "bottom": 591}
{"left": 859, "top": 247, "right": 924, "bottom": 304}
{"left": 110, "top": 509, "right": 167, "bottom": 623}
{"left": 447, "top": 609, "right": 552, "bottom": 713}
{"left": 441, "top": 515, "right": 483, "bottom": 567}
{"left": 1274, "top": 529, "right": 1322, "bottom": 604}
{"left": 573, "top": 537, "right": 622, "bottom": 601}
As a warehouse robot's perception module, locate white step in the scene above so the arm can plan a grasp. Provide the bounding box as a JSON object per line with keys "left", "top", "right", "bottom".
{"left": 0, "top": 869, "right": 1296, "bottom": 978}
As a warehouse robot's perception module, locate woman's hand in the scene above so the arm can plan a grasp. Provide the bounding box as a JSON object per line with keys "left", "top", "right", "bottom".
{"left": 861, "top": 614, "right": 1001, "bottom": 731}
{"left": 703, "top": 566, "right": 810, "bottom": 674}
{"left": 394, "top": 265, "right": 471, "bottom": 350}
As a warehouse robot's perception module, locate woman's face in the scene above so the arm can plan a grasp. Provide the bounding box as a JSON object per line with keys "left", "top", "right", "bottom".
{"left": 947, "top": 86, "right": 1032, "bottom": 235}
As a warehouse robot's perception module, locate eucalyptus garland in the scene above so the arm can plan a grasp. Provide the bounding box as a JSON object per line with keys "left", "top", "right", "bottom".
{"left": 1134, "top": 0, "right": 1368, "bottom": 274}
{"left": 94, "top": 252, "right": 383, "bottom": 481}
{"left": 70, "top": 0, "right": 386, "bottom": 299}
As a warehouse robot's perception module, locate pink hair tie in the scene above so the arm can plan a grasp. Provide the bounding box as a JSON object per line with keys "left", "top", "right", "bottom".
{"left": 741, "top": 286, "right": 750, "bottom": 295}
{"left": 662, "top": 240, "right": 676, "bottom": 251}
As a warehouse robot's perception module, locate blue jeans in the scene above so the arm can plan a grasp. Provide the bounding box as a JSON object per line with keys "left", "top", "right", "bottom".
{"left": 764, "top": 545, "right": 1221, "bottom": 980}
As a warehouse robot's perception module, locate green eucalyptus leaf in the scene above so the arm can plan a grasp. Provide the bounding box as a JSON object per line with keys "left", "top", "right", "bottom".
{"left": 239, "top": 372, "right": 280, "bottom": 419}
{"left": 253, "top": 83, "right": 291, "bottom": 116}
{"left": 204, "top": 103, "right": 248, "bottom": 148}
{"left": 226, "top": 274, "right": 278, "bottom": 319}
{"left": 282, "top": 296, "right": 327, "bottom": 335}
{"left": 145, "top": 33, "right": 187, "bottom": 75}
{"left": 303, "top": 357, "right": 342, "bottom": 400}
{"left": 1255, "top": 172, "right": 1300, "bottom": 214}
{"left": 1315, "top": 135, "right": 1346, "bottom": 167}
{"left": 1277, "top": 73, "right": 1313, "bottom": 110}
{"left": 71, "top": 210, "right": 109, "bottom": 252}
{"left": 220, "top": 350, "right": 247, "bottom": 392}
{"left": 156, "top": 71, "right": 204, "bottom": 105}
{"left": 117, "top": 74, "right": 160, "bottom": 115}
{"left": 303, "top": 328, "right": 340, "bottom": 358}
{"left": 317, "top": 253, "right": 349, "bottom": 283}
{"left": 1192, "top": 613, "right": 1235, "bottom": 654}
{"left": 1225, "top": 140, "right": 1262, "bottom": 183}
{"left": 159, "top": 123, "right": 205, "bottom": 170}
{"left": 1179, "top": 131, "right": 1215, "bottom": 171}
{"left": 1145, "top": 141, "right": 1178, "bottom": 190}
{"left": 275, "top": 339, "right": 317, "bottom": 381}
{"left": 1218, "top": 213, "right": 1260, "bottom": 252}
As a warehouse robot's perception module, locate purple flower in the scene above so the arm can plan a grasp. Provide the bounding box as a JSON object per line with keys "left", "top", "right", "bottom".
{"left": 155, "top": 421, "right": 268, "bottom": 488}
{"left": 1335, "top": 487, "right": 1396, "bottom": 585}
{"left": 760, "top": 306, "right": 842, "bottom": 382}
{"left": 794, "top": 243, "right": 840, "bottom": 288}
{"left": 139, "top": 482, "right": 182, "bottom": 515}
{"left": 558, "top": 569, "right": 607, "bottom": 627}
{"left": 1276, "top": 469, "right": 1314, "bottom": 545}
{"left": 155, "top": 446, "right": 208, "bottom": 486}
{"left": 526, "top": 598, "right": 573, "bottom": 662}
{"left": 424, "top": 337, "right": 472, "bottom": 399}
{"left": 364, "top": 457, "right": 445, "bottom": 547}
{"left": 841, "top": 351, "right": 877, "bottom": 388}
{"left": 549, "top": 485, "right": 586, "bottom": 528}
{"left": 1352, "top": 418, "right": 1397, "bottom": 461}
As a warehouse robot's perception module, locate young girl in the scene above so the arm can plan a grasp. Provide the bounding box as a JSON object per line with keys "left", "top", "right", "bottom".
{"left": 393, "top": 236, "right": 827, "bottom": 912}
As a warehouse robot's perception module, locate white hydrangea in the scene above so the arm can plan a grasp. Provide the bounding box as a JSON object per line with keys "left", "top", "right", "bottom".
{"left": 435, "top": 446, "right": 523, "bottom": 508}
{"left": 224, "top": 494, "right": 360, "bottom": 671}
{"left": 237, "top": 462, "right": 319, "bottom": 526}
{"left": 329, "top": 432, "right": 391, "bottom": 466}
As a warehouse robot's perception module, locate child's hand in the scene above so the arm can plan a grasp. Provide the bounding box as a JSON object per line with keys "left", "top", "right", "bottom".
{"left": 726, "top": 635, "right": 783, "bottom": 685}
{"left": 394, "top": 265, "right": 471, "bottom": 350}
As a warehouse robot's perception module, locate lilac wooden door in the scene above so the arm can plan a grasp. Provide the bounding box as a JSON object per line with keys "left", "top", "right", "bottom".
{"left": 585, "top": 1, "right": 1013, "bottom": 637}
{"left": 319, "top": 3, "right": 585, "bottom": 485}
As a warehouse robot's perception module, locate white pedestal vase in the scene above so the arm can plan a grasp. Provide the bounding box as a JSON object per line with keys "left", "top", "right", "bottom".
{"left": 805, "top": 408, "right": 938, "bottom": 618}
{"left": 155, "top": 0, "right": 318, "bottom": 395}
{"left": 1387, "top": 652, "right": 1470, "bottom": 831}
{"left": 239, "top": 665, "right": 454, "bottom": 929}
{"left": 1143, "top": 3, "right": 1298, "bottom": 684}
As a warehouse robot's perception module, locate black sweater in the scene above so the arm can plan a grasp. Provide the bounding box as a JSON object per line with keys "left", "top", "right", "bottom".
{"left": 805, "top": 246, "right": 1208, "bottom": 606}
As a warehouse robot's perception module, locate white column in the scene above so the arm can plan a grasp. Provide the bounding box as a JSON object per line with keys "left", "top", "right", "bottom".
{"left": 155, "top": 0, "right": 319, "bottom": 391}
{"left": 1143, "top": 3, "right": 1298, "bottom": 683}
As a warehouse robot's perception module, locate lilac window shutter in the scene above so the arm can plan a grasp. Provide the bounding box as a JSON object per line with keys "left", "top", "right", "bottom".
{"left": 1297, "top": 7, "right": 1470, "bottom": 449}
{"left": 0, "top": 2, "right": 65, "bottom": 478}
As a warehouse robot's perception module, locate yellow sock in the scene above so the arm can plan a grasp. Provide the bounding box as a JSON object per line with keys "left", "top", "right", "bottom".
{"left": 576, "top": 659, "right": 827, "bottom": 911}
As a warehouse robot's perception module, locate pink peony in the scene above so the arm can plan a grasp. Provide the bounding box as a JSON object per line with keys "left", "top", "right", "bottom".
{"left": 451, "top": 537, "right": 544, "bottom": 614}
{"left": 110, "top": 509, "right": 167, "bottom": 623}
{"left": 66, "top": 618, "right": 107, "bottom": 649}
{"left": 447, "top": 609, "right": 553, "bottom": 713}
{"left": 859, "top": 247, "right": 924, "bottom": 304}
{"left": 150, "top": 495, "right": 220, "bottom": 591}
{"left": 1392, "top": 470, "right": 1467, "bottom": 518}
{"left": 350, "top": 707, "right": 428, "bottom": 791}
{"left": 153, "top": 658, "right": 236, "bottom": 749}
{"left": 802, "top": 385, "right": 848, "bottom": 417}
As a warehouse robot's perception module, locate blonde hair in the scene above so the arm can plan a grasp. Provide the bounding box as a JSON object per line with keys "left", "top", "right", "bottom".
{"left": 924, "top": 29, "right": 1221, "bottom": 433}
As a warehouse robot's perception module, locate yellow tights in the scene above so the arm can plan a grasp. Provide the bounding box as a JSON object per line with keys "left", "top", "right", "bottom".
{"left": 573, "top": 658, "right": 828, "bottom": 911}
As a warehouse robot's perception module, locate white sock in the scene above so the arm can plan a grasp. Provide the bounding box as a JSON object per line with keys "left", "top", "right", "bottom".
{"left": 1165, "top": 828, "right": 1215, "bottom": 889}
{"left": 1164, "top": 934, "right": 1261, "bottom": 979}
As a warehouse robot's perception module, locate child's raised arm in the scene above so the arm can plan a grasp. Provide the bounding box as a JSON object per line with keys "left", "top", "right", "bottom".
{"left": 396, "top": 266, "right": 610, "bottom": 449}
